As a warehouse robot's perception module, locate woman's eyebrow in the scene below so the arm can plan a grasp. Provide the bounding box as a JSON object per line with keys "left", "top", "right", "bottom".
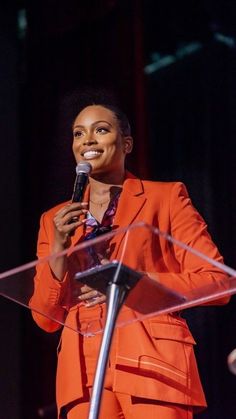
{"left": 73, "top": 120, "right": 113, "bottom": 129}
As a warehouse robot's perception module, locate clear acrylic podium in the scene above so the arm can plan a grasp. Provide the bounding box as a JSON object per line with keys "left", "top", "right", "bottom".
{"left": 0, "top": 222, "right": 236, "bottom": 418}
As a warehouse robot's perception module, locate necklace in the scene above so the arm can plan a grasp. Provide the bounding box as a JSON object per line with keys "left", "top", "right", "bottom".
{"left": 89, "top": 198, "right": 110, "bottom": 207}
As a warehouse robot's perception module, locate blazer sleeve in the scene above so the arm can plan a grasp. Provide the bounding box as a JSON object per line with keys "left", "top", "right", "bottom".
{"left": 150, "top": 182, "right": 230, "bottom": 304}
{"left": 30, "top": 211, "right": 70, "bottom": 332}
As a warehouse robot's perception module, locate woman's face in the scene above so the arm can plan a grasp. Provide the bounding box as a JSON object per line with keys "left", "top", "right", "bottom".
{"left": 72, "top": 105, "right": 133, "bottom": 180}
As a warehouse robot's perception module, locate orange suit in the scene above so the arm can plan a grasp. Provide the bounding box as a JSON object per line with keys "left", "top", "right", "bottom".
{"left": 31, "top": 172, "right": 229, "bottom": 416}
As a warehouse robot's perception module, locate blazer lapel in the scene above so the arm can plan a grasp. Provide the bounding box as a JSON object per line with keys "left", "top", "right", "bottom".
{"left": 113, "top": 175, "right": 146, "bottom": 228}
{"left": 110, "top": 174, "right": 146, "bottom": 259}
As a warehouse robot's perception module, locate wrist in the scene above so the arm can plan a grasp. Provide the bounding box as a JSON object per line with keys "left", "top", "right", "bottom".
{"left": 52, "top": 239, "right": 70, "bottom": 253}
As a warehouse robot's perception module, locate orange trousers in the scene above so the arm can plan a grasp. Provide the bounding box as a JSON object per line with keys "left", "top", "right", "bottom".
{"left": 66, "top": 390, "right": 193, "bottom": 419}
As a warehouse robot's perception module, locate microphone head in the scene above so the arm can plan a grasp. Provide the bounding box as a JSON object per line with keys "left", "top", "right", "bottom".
{"left": 75, "top": 162, "right": 92, "bottom": 175}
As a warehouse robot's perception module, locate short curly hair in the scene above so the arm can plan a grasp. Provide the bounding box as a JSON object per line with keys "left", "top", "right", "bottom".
{"left": 62, "top": 85, "right": 131, "bottom": 136}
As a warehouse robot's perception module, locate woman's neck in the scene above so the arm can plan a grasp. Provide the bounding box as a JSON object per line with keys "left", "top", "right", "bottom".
{"left": 89, "top": 172, "right": 125, "bottom": 199}
{"left": 88, "top": 175, "right": 123, "bottom": 218}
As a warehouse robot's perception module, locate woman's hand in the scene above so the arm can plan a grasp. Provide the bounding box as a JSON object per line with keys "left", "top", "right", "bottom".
{"left": 52, "top": 202, "right": 88, "bottom": 252}
{"left": 78, "top": 284, "right": 106, "bottom": 307}
{"left": 49, "top": 202, "right": 88, "bottom": 281}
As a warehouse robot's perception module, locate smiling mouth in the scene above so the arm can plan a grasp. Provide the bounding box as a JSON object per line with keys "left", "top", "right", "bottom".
{"left": 82, "top": 150, "right": 103, "bottom": 159}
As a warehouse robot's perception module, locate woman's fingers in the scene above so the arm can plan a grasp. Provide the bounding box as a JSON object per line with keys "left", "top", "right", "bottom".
{"left": 54, "top": 202, "right": 88, "bottom": 224}
{"left": 55, "top": 202, "right": 88, "bottom": 217}
{"left": 85, "top": 294, "right": 106, "bottom": 307}
{"left": 77, "top": 286, "right": 106, "bottom": 306}
{"left": 49, "top": 203, "right": 88, "bottom": 262}
{"left": 55, "top": 210, "right": 87, "bottom": 228}
{"left": 78, "top": 289, "right": 99, "bottom": 301}
{"left": 53, "top": 202, "right": 88, "bottom": 243}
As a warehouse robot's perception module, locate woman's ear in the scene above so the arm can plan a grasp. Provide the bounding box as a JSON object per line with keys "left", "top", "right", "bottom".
{"left": 123, "top": 136, "right": 133, "bottom": 155}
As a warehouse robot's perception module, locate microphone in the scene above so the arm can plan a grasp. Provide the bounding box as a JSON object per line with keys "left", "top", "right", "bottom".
{"left": 72, "top": 162, "right": 92, "bottom": 202}
{"left": 227, "top": 348, "right": 236, "bottom": 375}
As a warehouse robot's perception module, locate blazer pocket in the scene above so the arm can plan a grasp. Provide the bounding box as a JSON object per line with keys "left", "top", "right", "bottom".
{"left": 147, "top": 321, "right": 196, "bottom": 379}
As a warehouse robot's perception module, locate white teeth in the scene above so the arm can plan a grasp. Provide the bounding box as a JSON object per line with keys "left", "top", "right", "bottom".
{"left": 83, "top": 151, "right": 102, "bottom": 159}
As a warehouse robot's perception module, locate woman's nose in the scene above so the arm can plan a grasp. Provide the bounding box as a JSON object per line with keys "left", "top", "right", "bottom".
{"left": 83, "top": 134, "right": 98, "bottom": 145}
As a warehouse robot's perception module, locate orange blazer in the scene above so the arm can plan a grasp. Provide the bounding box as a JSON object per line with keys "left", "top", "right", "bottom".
{"left": 31, "top": 172, "right": 229, "bottom": 414}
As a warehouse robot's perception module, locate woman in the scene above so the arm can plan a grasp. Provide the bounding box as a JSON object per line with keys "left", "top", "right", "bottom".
{"left": 31, "top": 95, "right": 229, "bottom": 419}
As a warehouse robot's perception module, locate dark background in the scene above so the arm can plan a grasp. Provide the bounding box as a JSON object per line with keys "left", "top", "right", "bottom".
{"left": 1, "top": 1, "right": 236, "bottom": 418}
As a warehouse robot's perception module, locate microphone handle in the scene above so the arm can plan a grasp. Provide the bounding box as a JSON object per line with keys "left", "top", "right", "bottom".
{"left": 72, "top": 172, "right": 88, "bottom": 203}
{"left": 68, "top": 172, "right": 89, "bottom": 234}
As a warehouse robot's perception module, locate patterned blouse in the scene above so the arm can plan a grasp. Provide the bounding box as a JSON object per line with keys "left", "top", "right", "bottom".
{"left": 83, "top": 191, "right": 121, "bottom": 267}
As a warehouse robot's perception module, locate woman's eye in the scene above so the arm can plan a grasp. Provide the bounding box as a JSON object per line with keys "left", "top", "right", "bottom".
{"left": 96, "top": 127, "right": 109, "bottom": 134}
{"left": 73, "top": 131, "right": 83, "bottom": 138}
